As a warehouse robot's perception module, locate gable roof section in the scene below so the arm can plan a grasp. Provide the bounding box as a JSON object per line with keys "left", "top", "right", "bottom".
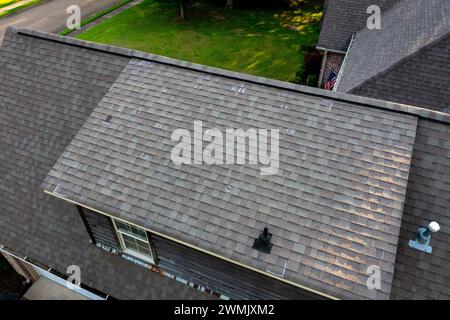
{"left": 346, "top": 34, "right": 450, "bottom": 113}
{"left": 317, "top": 0, "right": 399, "bottom": 52}
{"left": 0, "top": 27, "right": 208, "bottom": 300}
{"left": 31, "top": 30, "right": 427, "bottom": 300}
{"left": 336, "top": 0, "right": 450, "bottom": 94}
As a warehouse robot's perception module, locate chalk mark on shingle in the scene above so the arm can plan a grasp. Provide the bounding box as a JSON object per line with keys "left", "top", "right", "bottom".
{"left": 231, "top": 84, "right": 247, "bottom": 96}
{"left": 139, "top": 153, "right": 151, "bottom": 161}
{"left": 53, "top": 183, "right": 67, "bottom": 198}
{"left": 285, "top": 128, "right": 296, "bottom": 135}
{"left": 266, "top": 260, "right": 287, "bottom": 278}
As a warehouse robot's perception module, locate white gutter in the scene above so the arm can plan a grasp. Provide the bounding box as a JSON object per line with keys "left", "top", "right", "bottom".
{"left": 316, "top": 46, "right": 347, "bottom": 54}
{"left": 333, "top": 34, "right": 355, "bottom": 92}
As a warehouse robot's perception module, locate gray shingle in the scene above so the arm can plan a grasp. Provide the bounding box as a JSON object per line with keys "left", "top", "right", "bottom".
{"left": 345, "top": 34, "right": 450, "bottom": 112}
{"left": 336, "top": 0, "right": 450, "bottom": 96}
{"left": 42, "top": 54, "right": 418, "bottom": 299}
{"left": 317, "top": 0, "right": 399, "bottom": 52}
{"left": 391, "top": 119, "right": 450, "bottom": 300}
{"left": 2, "top": 26, "right": 450, "bottom": 300}
{"left": 0, "top": 28, "right": 208, "bottom": 300}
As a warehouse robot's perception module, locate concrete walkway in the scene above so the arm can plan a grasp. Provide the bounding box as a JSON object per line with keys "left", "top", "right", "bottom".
{"left": 23, "top": 277, "right": 88, "bottom": 300}
{"left": 0, "top": 0, "right": 125, "bottom": 44}
{"left": 68, "top": 0, "right": 141, "bottom": 37}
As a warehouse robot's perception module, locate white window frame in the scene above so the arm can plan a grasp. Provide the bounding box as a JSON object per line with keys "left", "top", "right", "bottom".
{"left": 112, "top": 218, "right": 155, "bottom": 264}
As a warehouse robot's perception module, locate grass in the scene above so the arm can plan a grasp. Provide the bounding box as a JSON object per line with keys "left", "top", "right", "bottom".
{"left": 0, "top": 0, "right": 40, "bottom": 18}
{"left": 0, "top": 0, "right": 20, "bottom": 9}
{"left": 59, "top": 0, "right": 133, "bottom": 36}
{"left": 76, "top": 0, "right": 322, "bottom": 82}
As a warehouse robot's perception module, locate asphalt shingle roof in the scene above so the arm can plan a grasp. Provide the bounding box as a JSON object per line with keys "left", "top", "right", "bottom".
{"left": 0, "top": 27, "right": 209, "bottom": 300}
{"left": 37, "top": 33, "right": 423, "bottom": 299}
{"left": 317, "top": 0, "right": 399, "bottom": 52}
{"left": 2, "top": 27, "right": 450, "bottom": 300}
{"left": 336, "top": 0, "right": 450, "bottom": 93}
{"left": 391, "top": 119, "right": 450, "bottom": 299}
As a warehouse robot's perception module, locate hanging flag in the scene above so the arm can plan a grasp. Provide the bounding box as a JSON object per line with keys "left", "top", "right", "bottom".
{"left": 324, "top": 69, "right": 337, "bottom": 90}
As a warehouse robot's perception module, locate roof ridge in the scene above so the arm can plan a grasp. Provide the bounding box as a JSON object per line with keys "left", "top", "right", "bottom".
{"left": 7, "top": 26, "right": 450, "bottom": 125}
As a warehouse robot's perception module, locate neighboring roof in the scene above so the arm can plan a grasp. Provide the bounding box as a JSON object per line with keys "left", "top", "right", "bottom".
{"left": 391, "top": 119, "right": 450, "bottom": 299}
{"left": 345, "top": 34, "right": 450, "bottom": 113}
{"left": 0, "top": 27, "right": 208, "bottom": 300}
{"left": 336, "top": 0, "right": 450, "bottom": 95}
{"left": 2, "top": 27, "right": 450, "bottom": 300}
{"left": 317, "top": 0, "right": 399, "bottom": 52}
{"left": 33, "top": 31, "right": 426, "bottom": 299}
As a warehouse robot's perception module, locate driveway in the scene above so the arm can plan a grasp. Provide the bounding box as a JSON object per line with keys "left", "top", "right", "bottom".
{"left": 0, "top": 0, "right": 125, "bottom": 44}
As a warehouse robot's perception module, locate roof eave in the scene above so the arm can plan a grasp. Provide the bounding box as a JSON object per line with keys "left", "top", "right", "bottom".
{"left": 315, "top": 46, "right": 347, "bottom": 54}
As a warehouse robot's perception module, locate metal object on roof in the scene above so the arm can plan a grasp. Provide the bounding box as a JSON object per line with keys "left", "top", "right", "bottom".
{"left": 408, "top": 222, "right": 441, "bottom": 254}
{"left": 252, "top": 227, "right": 273, "bottom": 254}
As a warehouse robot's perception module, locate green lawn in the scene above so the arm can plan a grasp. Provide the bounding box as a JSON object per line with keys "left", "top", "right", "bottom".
{"left": 0, "top": 0, "right": 41, "bottom": 17}
{"left": 76, "top": 0, "right": 322, "bottom": 82}
{"left": 0, "top": 0, "right": 19, "bottom": 9}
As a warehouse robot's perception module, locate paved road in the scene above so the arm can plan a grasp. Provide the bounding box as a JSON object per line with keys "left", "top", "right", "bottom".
{"left": 0, "top": 0, "right": 124, "bottom": 44}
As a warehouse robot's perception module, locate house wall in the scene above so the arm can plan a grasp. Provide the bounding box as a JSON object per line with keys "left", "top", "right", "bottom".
{"left": 152, "top": 235, "right": 325, "bottom": 300}
{"left": 83, "top": 207, "right": 120, "bottom": 250}
{"left": 79, "top": 207, "right": 325, "bottom": 300}
{"left": 1, "top": 251, "right": 39, "bottom": 282}
{"left": 320, "top": 52, "right": 345, "bottom": 88}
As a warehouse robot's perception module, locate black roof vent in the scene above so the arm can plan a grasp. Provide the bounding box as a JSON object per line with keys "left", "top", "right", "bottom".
{"left": 253, "top": 227, "right": 272, "bottom": 254}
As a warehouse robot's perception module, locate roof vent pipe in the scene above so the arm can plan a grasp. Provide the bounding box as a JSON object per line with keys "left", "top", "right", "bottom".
{"left": 408, "top": 221, "right": 440, "bottom": 253}
{"left": 252, "top": 227, "right": 273, "bottom": 254}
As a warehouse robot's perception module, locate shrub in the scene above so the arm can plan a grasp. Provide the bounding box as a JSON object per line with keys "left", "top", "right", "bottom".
{"left": 293, "top": 47, "right": 322, "bottom": 86}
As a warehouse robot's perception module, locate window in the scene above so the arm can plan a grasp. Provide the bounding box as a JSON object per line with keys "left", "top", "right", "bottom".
{"left": 112, "top": 219, "right": 154, "bottom": 263}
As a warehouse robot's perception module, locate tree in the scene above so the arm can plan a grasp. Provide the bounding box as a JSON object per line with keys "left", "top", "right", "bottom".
{"left": 180, "top": 0, "right": 187, "bottom": 20}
